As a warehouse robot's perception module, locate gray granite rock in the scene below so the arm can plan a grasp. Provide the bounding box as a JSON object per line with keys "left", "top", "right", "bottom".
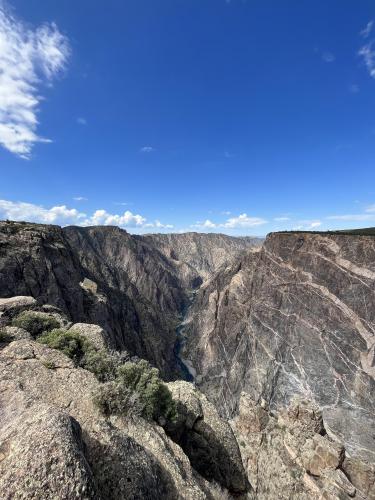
{"left": 166, "top": 381, "right": 250, "bottom": 495}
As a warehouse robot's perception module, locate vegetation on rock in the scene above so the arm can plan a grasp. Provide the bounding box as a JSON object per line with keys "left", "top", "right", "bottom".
{"left": 95, "top": 360, "right": 177, "bottom": 423}
{"left": 0, "top": 329, "right": 11, "bottom": 343}
{"left": 12, "top": 311, "right": 60, "bottom": 337}
{"left": 38, "top": 329, "right": 115, "bottom": 381}
{"left": 37, "top": 328, "right": 176, "bottom": 424}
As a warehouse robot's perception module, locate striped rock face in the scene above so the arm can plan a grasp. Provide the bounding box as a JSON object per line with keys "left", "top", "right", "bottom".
{"left": 183, "top": 231, "right": 375, "bottom": 493}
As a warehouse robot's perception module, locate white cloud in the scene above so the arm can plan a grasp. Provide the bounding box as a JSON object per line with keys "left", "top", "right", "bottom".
{"left": 191, "top": 213, "right": 267, "bottom": 231}
{"left": 0, "top": 199, "right": 173, "bottom": 231}
{"left": 192, "top": 219, "right": 217, "bottom": 229}
{"left": 89, "top": 209, "right": 146, "bottom": 227}
{"left": 0, "top": 3, "right": 69, "bottom": 158}
{"left": 77, "top": 117, "right": 87, "bottom": 125}
{"left": 221, "top": 211, "right": 231, "bottom": 216}
{"left": 361, "top": 20, "right": 373, "bottom": 39}
{"left": 154, "top": 220, "right": 174, "bottom": 229}
{"left": 73, "top": 196, "right": 87, "bottom": 201}
{"left": 365, "top": 204, "right": 375, "bottom": 213}
{"left": 274, "top": 217, "right": 290, "bottom": 221}
{"left": 222, "top": 213, "right": 267, "bottom": 228}
{"left": 359, "top": 42, "right": 375, "bottom": 79}
{"left": 322, "top": 51, "right": 335, "bottom": 63}
{"left": 0, "top": 199, "right": 85, "bottom": 224}
{"left": 326, "top": 213, "right": 375, "bottom": 221}
{"left": 140, "top": 146, "right": 155, "bottom": 153}
{"left": 289, "top": 219, "right": 322, "bottom": 230}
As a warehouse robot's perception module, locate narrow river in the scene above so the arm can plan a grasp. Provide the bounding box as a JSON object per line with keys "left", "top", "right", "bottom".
{"left": 173, "top": 291, "right": 196, "bottom": 382}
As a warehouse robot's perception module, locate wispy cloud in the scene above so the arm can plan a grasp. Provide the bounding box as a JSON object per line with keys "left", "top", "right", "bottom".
{"left": 192, "top": 213, "right": 267, "bottom": 231}
{"left": 360, "top": 20, "right": 373, "bottom": 39}
{"left": 0, "top": 199, "right": 173, "bottom": 231}
{"left": 274, "top": 216, "right": 290, "bottom": 222}
{"left": 293, "top": 220, "right": 322, "bottom": 231}
{"left": 359, "top": 21, "right": 375, "bottom": 79}
{"left": 326, "top": 213, "right": 375, "bottom": 222}
{"left": 322, "top": 51, "right": 335, "bottom": 63}
{"left": 77, "top": 117, "right": 87, "bottom": 125}
{"left": 73, "top": 196, "right": 88, "bottom": 201}
{"left": 349, "top": 84, "right": 360, "bottom": 93}
{"left": 358, "top": 42, "right": 375, "bottom": 78}
{"left": 0, "top": 3, "right": 70, "bottom": 158}
{"left": 140, "top": 146, "right": 155, "bottom": 153}
{"left": 222, "top": 213, "right": 266, "bottom": 228}
{"left": 326, "top": 203, "right": 375, "bottom": 222}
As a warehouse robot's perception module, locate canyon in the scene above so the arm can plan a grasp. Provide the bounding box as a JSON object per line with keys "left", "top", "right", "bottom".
{"left": 0, "top": 220, "right": 374, "bottom": 499}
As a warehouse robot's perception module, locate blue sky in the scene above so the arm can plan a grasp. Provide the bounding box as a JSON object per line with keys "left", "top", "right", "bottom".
{"left": 1, "top": 0, "right": 375, "bottom": 235}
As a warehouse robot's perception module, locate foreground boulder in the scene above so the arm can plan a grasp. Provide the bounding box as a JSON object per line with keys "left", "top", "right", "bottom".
{"left": 0, "top": 336, "right": 234, "bottom": 499}
{"left": 0, "top": 402, "right": 96, "bottom": 500}
{"left": 166, "top": 381, "right": 249, "bottom": 494}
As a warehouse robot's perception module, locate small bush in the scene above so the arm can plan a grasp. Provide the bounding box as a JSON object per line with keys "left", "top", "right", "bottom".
{"left": 12, "top": 312, "right": 59, "bottom": 337}
{"left": 37, "top": 328, "right": 176, "bottom": 425}
{"left": 38, "top": 329, "right": 86, "bottom": 364}
{"left": 38, "top": 328, "right": 116, "bottom": 382}
{"left": 81, "top": 348, "right": 117, "bottom": 382}
{"left": 0, "top": 329, "right": 11, "bottom": 343}
{"left": 93, "top": 381, "right": 143, "bottom": 417}
{"left": 117, "top": 360, "right": 176, "bottom": 422}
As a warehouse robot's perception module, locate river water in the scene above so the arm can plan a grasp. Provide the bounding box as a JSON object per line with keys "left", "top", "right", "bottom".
{"left": 173, "top": 292, "right": 196, "bottom": 382}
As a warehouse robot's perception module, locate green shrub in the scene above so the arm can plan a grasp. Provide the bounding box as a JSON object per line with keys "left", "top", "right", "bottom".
{"left": 37, "top": 328, "right": 176, "bottom": 425}
{"left": 38, "top": 328, "right": 116, "bottom": 382}
{"left": 119, "top": 360, "right": 176, "bottom": 422}
{"left": 81, "top": 348, "right": 117, "bottom": 382}
{"left": 0, "top": 329, "right": 11, "bottom": 343}
{"left": 38, "top": 329, "right": 86, "bottom": 364}
{"left": 93, "top": 381, "right": 143, "bottom": 417}
{"left": 12, "top": 312, "right": 60, "bottom": 337}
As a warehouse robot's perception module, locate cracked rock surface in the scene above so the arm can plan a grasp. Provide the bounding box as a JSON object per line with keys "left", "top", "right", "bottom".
{"left": 0, "top": 338, "right": 231, "bottom": 499}
{"left": 184, "top": 231, "right": 375, "bottom": 496}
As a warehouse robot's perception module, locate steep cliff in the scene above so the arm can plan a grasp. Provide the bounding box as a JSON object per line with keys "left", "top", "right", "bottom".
{"left": 0, "top": 221, "right": 258, "bottom": 379}
{"left": 183, "top": 231, "right": 375, "bottom": 497}
{"left": 142, "top": 232, "right": 262, "bottom": 287}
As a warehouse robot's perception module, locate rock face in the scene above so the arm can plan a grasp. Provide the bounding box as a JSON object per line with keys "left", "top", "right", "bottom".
{"left": 231, "top": 394, "right": 367, "bottom": 499}
{"left": 0, "top": 221, "right": 258, "bottom": 379}
{"left": 184, "top": 231, "right": 375, "bottom": 496}
{"left": 142, "top": 232, "right": 263, "bottom": 287}
{"left": 166, "top": 381, "right": 249, "bottom": 494}
{"left": 0, "top": 336, "right": 239, "bottom": 499}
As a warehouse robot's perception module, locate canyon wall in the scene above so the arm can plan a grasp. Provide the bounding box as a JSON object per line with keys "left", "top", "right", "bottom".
{"left": 183, "top": 231, "right": 375, "bottom": 497}
{"left": 0, "top": 221, "right": 257, "bottom": 379}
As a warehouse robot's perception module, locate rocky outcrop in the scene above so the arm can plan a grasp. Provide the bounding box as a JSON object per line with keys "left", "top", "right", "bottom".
{"left": 166, "top": 381, "right": 249, "bottom": 494}
{"left": 232, "top": 394, "right": 372, "bottom": 499}
{"left": 0, "top": 336, "right": 232, "bottom": 499}
{"left": 68, "top": 323, "right": 114, "bottom": 351}
{"left": 0, "top": 297, "right": 250, "bottom": 499}
{"left": 184, "top": 231, "right": 375, "bottom": 496}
